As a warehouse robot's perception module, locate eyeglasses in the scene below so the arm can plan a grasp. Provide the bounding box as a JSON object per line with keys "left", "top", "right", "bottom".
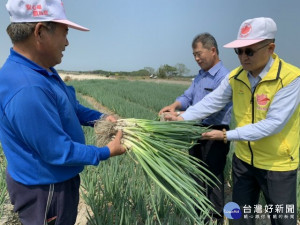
{"left": 234, "top": 43, "right": 270, "bottom": 57}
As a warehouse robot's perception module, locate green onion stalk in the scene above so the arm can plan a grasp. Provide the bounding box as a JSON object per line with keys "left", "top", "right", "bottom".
{"left": 94, "top": 118, "right": 218, "bottom": 224}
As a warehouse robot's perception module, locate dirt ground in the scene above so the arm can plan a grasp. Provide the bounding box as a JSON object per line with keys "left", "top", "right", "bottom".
{"left": 59, "top": 73, "right": 192, "bottom": 86}
{"left": 75, "top": 196, "right": 92, "bottom": 225}
{"left": 59, "top": 73, "right": 114, "bottom": 81}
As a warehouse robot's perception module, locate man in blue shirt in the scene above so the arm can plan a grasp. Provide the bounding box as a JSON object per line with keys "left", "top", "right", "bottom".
{"left": 159, "top": 33, "right": 232, "bottom": 225}
{"left": 0, "top": 1, "right": 126, "bottom": 225}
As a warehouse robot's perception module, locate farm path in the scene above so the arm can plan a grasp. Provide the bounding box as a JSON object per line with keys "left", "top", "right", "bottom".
{"left": 78, "top": 94, "right": 119, "bottom": 118}
{"left": 76, "top": 191, "right": 92, "bottom": 225}
{"left": 76, "top": 94, "right": 120, "bottom": 225}
{"left": 59, "top": 72, "right": 192, "bottom": 86}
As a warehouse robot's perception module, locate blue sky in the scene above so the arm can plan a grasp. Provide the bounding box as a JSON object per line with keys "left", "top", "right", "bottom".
{"left": 1, "top": 0, "right": 299, "bottom": 75}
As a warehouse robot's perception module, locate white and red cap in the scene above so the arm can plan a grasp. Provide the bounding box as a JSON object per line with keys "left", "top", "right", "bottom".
{"left": 6, "top": 0, "right": 89, "bottom": 31}
{"left": 224, "top": 17, "right": 276, "bottom": 48}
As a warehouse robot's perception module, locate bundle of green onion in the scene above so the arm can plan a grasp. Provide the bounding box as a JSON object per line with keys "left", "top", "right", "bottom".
{"left": 94, "top": 118, "right": 218, "bottom": 224}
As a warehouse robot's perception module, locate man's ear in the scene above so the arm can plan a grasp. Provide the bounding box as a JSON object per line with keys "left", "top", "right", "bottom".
{"left": 33, "top": 23, "right": 45, "bottom": 39}
{"left": 211, "top": 46, "right": 217, "bottom": 55}
{"left": 268, "top": 43, "right": 276, "bottom": 54}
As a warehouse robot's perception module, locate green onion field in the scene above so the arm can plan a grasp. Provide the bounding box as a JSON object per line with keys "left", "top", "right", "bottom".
{"left": 0, "top": 78, "right": 299, "bottom": 224}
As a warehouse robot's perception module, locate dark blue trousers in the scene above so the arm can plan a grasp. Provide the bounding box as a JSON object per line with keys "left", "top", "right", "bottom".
{"left": 6, "top": 171, "right": 80, "bottom": 225}
{"left": 232, "top": 154, "right": 297, "bottom": 225}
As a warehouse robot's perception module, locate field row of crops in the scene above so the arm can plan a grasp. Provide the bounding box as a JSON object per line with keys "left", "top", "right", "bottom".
{"left": 68, "top": 79, "right": 189, "bottom": 120}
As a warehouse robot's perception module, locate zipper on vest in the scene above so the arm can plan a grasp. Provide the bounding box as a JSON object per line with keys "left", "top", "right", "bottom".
{"left": 248, "top": 87, "right": 257, "bottom": 166}
{"left": 251, "top": 89, "right": 256, "bottom": 123}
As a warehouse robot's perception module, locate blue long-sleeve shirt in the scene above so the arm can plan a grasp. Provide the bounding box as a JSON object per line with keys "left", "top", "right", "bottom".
{"left": 182, "top": 57, "right": 300, "bottom": 141}
{"left": 176, "top": 61, "right": 232, "bottom": 125}
{"left": 0, "top": 49, "right": 110, "bottom": 185}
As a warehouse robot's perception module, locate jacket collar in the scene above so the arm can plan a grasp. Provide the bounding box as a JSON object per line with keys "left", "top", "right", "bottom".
{"left": 8, "top": 48, "right": 59, "bottom": 78}
{"left": 198, "top": 61, "right": 224, "bottom": 77}
{"left": 234, "top": 53, "right": 281, "bottom": 85}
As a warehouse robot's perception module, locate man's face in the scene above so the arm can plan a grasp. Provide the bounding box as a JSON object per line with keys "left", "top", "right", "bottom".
{"left": 39, "top": 23, "right": 69, "bottom": 68}
{"left": 235, "top": 41, "right": 274, "bottom": 77}
{"left": 192, "top": 42, "right": 215, "bottom": 72}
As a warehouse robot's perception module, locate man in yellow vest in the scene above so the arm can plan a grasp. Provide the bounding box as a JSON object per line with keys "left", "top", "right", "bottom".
{"left": 164, "top": 17, "right": 300, "bottom": 225}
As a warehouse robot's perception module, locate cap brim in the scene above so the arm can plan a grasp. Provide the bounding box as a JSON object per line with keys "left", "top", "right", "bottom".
{"left": 52, "top": 19, "right": 89, "bottom": 31}
{"left": 223, "top": 39, "right": 264, "bottom": 48}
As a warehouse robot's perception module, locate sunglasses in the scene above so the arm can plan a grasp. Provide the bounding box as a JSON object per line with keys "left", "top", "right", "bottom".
{"left": 234, "top": 43, "right": 270, "bottom": 57}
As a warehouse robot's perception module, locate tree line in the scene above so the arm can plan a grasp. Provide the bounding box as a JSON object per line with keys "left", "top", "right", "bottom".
{"left": 60, "top": 63, "right": 191, "bottom": 78}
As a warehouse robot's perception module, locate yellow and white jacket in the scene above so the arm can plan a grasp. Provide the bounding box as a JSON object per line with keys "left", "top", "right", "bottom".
{"left": 229, "top": 53, "right": 300, "bottom": 171}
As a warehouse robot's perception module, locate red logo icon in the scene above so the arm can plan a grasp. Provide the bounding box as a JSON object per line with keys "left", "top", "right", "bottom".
{"left": 256, "top": 94, "right": 270, "bottom": 106}
{"left": 240, "top": 23, "right": 252, "bottom": 38}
